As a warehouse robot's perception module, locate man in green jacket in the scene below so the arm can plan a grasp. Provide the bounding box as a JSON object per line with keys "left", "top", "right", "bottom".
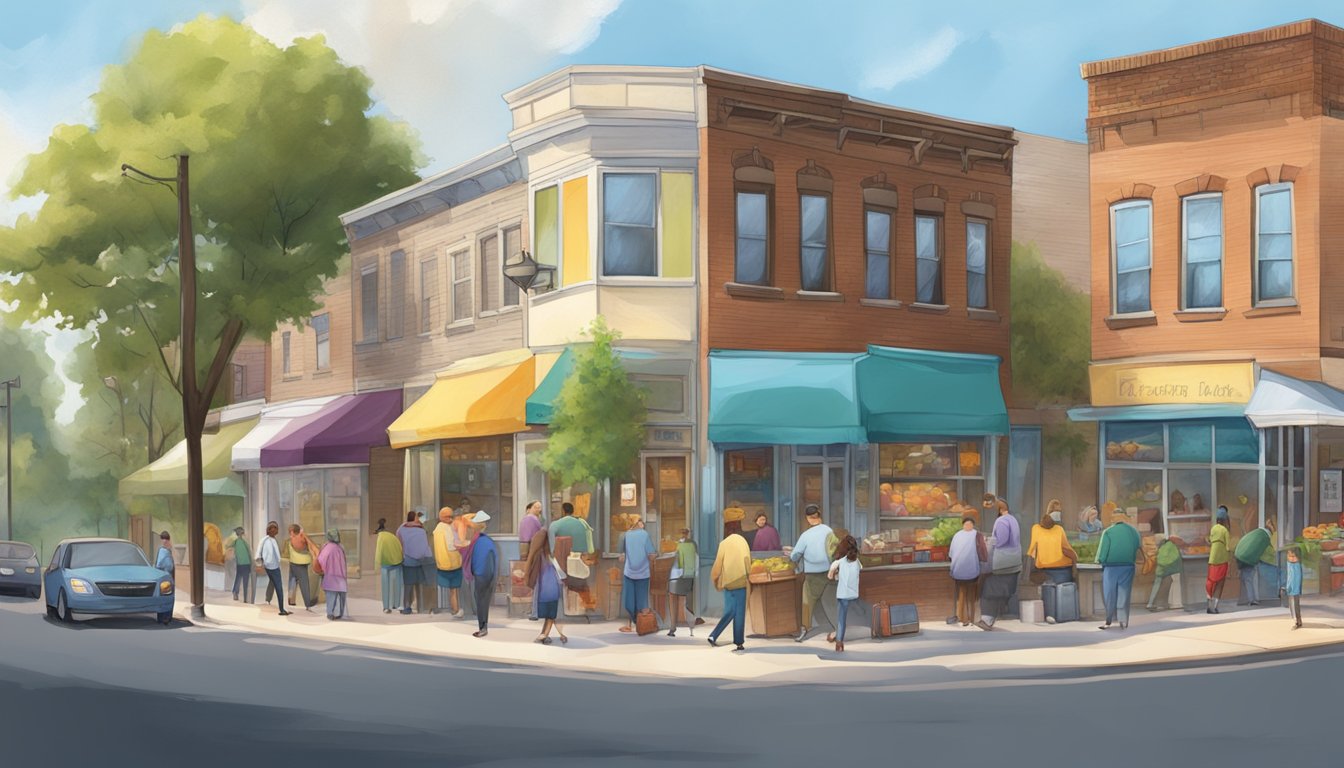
{"left": 1097, "top": 510, "right": 1147, "bottom": 630}
{"left": 230, "top": 527, "right": 253, "bottom": 603}
{"left": 1234, "top": 518, "right": 1275, "bottom": 607}
{"left": 1145, "top": 534, "right": 1183, "bottom": 612}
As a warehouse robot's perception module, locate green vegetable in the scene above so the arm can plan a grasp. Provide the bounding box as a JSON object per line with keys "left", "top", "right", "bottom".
{"left": 930, "top": 517, "right": 962, "bottom": 548}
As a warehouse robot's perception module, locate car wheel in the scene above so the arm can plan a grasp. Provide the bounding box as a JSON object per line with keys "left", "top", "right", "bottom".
{"left": 45, "top": 600, "right": 57, "bottom": 619}
{"left": 57, "top": 589, "right": 73, "bottom": 623}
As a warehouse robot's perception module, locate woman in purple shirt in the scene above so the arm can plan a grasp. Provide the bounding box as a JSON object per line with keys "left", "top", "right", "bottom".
{"left": 750, "top": 514, "right": 782, "bottom": 552}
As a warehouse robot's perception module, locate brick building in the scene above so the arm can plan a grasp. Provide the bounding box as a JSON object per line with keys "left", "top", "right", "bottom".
{"left": 1075, "top": 19, "right": 1344, "bottom": 601}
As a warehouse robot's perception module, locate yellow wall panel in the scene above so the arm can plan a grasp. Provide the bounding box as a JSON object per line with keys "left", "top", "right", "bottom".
{"left": 562, "top": 177, "right": 590, "bottom": 286}
{"left": 661, "top": 171, "right": 693, "bottom": 279}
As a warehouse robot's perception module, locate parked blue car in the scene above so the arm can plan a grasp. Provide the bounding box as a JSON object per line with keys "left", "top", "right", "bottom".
{"left": 44, "top": 538, "right": 174, "bottom": 623}
{"left": 0, "top": 540, "right": 41, "bottom": 599}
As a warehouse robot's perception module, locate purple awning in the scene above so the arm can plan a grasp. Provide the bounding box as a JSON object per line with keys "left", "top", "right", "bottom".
{"left": 259, "top": 389, "right": 403, "bottom": 468}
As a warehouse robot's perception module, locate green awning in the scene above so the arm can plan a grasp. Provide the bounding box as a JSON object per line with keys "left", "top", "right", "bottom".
{"left": 857, "top": 345, "right": 1008, "bottom": 440}
{"left": 709, "top": 350, "right": 866, "bottom": 445}
{"left": 119, "top": 418, "right": 257, "bottom": 497}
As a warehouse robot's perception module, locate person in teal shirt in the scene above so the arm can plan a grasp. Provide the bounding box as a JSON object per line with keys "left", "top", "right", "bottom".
{"left": 1280, "top": 546, "right": 1304, "bottom": 629}
{"left": 1096, "top": 511, "right": 1146, "bottom": 630}
{"left": 1145, "top": 534, "right": 1183, "bottom": 612}
{"left": 550, "top": 502, "right": 594, "bottom": 554}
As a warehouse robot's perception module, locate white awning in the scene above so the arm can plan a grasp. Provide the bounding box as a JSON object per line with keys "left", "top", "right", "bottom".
{"left": 230, "top": 396, "right": 340, "bottom": 471}
{"left": 1245, "top": 370, "right": 1344, "bottom": 428}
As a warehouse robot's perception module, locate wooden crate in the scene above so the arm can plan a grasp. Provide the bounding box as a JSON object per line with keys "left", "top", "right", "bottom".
{"left": 748, "top": 575, "right": 800, "bottom": 637}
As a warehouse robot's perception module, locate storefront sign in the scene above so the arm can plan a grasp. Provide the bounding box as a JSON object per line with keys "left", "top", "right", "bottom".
{"left": 620, "top": 483, "right": 638, "bottom": 507}
{"left": 1322, "top": 469, "right": 1343, "bottom": 515}
{"left": 647, "top": 427, "right": 690, "bottom": 448}
{"left": 1090, "top": 362, "right": 1254, "bottom": 407}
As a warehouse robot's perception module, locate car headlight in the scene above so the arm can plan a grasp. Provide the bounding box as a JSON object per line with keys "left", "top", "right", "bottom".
{"left": 69, "top": 578, "right": 92, "bottom": 594}
{"left": 160, "top": 580, "right": 173, "bottom": 595}
{"left": 24, "top": 567, "right": 35, "bottom": 574}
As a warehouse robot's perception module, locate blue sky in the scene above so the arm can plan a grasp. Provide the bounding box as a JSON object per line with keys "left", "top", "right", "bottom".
{"left": 4, "top": 0, "right": 1344, "bottom": 419}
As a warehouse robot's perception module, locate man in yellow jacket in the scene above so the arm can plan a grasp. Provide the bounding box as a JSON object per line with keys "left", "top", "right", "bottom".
{"left": 433, "top": 507, "right": 466, "bottom": 618}
{"left": 708, "top": 525, "right": 752, "bottom": 652}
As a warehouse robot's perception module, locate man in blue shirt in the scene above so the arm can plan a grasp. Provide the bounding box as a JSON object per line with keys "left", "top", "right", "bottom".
{"left": 469, "top": 511, "right": 498, "bottom": 638}
{"left": 789, "top": 505, "right": 836, "bottom": 643}
{"left": 155, "top": 530, "right": 175, "bottom": 625}
{"left": 618, "top": 515, "right": 656, "bottom": 633}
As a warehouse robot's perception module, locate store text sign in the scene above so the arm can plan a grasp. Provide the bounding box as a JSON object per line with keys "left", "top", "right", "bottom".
{"left": 1090, "top": 362, "right": 1254, "bottom": 407}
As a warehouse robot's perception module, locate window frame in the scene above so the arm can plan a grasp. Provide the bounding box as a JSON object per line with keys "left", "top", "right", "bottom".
{"left": 734, "top": 184, "right": 773, "bottom": 286}
{"left": 1180, "top": 192, "right": 1224, "bottom": 311}
{"left": 281, "top": 331, "right": 292, "bottom": 375}
{"left": 419, "top": 256, "right": 438, "bottom": 335}
{"left": 1109, "top": 199, "right": 1154, "bottom": 316}
{"left": 532, "top": 184, "right": 562, "bottom": 287}
{"left": 1253, "top": 182, "right": 1295, "bottom": 307}
{"left": 358, "top": 264, "right": 379, "bottom": 343}
{"left": 914, "top": 212, "right": 945, "bottom": 305}
{"left": 863, "top": 205, "right": 895, "bottom": 300}
{"left": 599, "top": 169, "right": 661, "bottom": 280}
{"left": 478, "top": 229, "right": 501, "bottom": 316}
{"left": 965, "top": 216, "right": 991, "bottom": 310}
{"left": 312, "top": 312, "right": 331, "bottom": 372}
{"left": 448, "top": 246, "right": 474, "bottom": 328}
{"left": 798, "top": 191, "right": 833, "bottom": 293}
{"left": 501, "top": 223, "right": 523, "bottom": 308}
{"left": 387, "top": 250, "right": 406, "bottom": 340}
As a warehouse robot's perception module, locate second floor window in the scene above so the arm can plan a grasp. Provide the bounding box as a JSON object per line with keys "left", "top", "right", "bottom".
{"left": 479, "top": 232, "right": 500, "bottom": 313}
{"left": 915, "top": 214, "right": 943, "bottom": 305}
{"left": 281, "top": 331, "right": 292, "bottom": 375}
{"left": 1111, "top": 200, "right": 1152, "bottom": 315}
{"left": 359, "top": 266, "right": 378, "bottom": 342}
{"left": 313, "top": 313, "right": 330, "bottom": 372}
{"left": 388, "top": 250, "right": 405, "bottom": 339}
{"left": 602, "top": 173, "right": 657, "bottom": 277}
{"left": 1255, "top": 183, "right": 1294, "bottom": 304}
{"left": 419, "top": 258, "right": 437, "bottom": 333}
{"left": 502, "top": 225, "right": 522, "bottom": 306}
{"left": 735, "top": 191, "right": 770, "bottom": 285}
{"left": 966, "top": 219, "right": 989, "bottom": 309}
{"left": 799, "top": 194, "right": 830, "bottom": 292}
{"left": 451, "top": 248, "right": 472, "bottom": 324}
{"left": 864, "top": 208, "right": 893, "bottom": 299}
{"left": 1182, "top": 193, "right": 1223, "bottom": 309}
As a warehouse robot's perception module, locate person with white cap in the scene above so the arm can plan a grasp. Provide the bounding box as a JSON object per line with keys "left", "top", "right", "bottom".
{"left": 467, "top": 511, "right": 499, "bottom": 638}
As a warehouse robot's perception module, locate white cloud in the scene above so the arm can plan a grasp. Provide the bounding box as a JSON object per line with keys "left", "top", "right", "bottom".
{"left": 242, "top": 0, "right": 623, "bottom": 170}
{"left": 861, "top": 26, "right": 964, "bottom": 90}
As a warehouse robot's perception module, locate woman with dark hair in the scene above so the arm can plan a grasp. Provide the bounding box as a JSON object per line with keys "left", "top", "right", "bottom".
{"left": 524, "top": 528, "right": 567, "bottom": 644}
{"left": 827, "top": 535, "right": 861, "bottom": 651}
{"left": 949, "top": 517, "right": 988, "bottom": 626}
{"left": 667, "top": 528, "right": 703, "bottom": 637}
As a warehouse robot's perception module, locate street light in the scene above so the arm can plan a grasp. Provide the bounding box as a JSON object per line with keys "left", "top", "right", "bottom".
{"left": 503, "top": 250, "right": 556, "bottom": 293}
{"left": 1, "top": 376, "right": 20, "bottom": 541}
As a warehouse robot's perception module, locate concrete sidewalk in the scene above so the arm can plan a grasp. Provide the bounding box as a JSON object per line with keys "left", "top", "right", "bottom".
{"left": 179, "top": 589, "right": 1344, "bottom": 682}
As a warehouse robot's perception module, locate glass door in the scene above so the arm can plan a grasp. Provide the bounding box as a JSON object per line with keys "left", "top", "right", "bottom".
{"left": 642, "top": 454, "right": 689, "bottom": 553}
{"left": 795, "top": 458, "right": 847, "bottom": 536}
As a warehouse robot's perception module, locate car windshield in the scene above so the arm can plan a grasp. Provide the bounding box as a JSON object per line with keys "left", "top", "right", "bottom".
{"left": 0, "top": 542, "right": 35, "bottom": 560}
{"left": 68, "top": 542, "right": 149, "bottom": 569}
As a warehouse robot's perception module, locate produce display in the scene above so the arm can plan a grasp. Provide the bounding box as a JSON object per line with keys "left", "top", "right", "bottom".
{"left": 929, "top": 517, "right": 963, "bottom": 548}
{"left": 749, "top": 556, "right": 795, "bottom": 582}
{"left": 1105, "top": 440, "right": 1163, "bottom": 462}
{"left": 1302, "top": 523, "right": 1341, "bottom": 541}
{"left": 1069, "top": 540, "right": 1098, "bottom": 563}
{"left": 880, "top": 482, "right": 955, "bottom": 516}
{"left": 611, "top": 512, "right": 641, "bottom": 532}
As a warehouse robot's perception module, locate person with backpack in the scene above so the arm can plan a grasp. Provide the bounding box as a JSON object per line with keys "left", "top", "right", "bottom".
{"left": 433, "top": 507, "right": 466, "bottom": 618}
{"left": 617, "top": 515, "right": 656, "bottom": 633}
{"left": 285, "top": 524, "right": 319, "bottom": 611}
{"left": 827, "top": 535, "right": 861, "bottom": 652}
{"left": 524, "top": 528, "right": 568, "bottom": 644}
{"left": 979, "top": 495, "right": 1021, "bottom": 630}
{"left": 1145, "top": 534, "right": 1184, "bottom": 611}
{"left": 1235, "top": 517, "right": 1276, "bottom": 606}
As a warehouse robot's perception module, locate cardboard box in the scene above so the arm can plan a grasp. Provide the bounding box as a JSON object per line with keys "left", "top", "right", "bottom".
{"left": 1019, "top": 599, "right": 1044, "bottom": 623}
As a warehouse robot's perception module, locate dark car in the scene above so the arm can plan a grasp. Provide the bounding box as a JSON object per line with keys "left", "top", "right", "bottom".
{"left": 44, "top": 538, "right": 174, "bottom": 622}
{"left": 0, "top": 541, "right": 41, "bottom": 599}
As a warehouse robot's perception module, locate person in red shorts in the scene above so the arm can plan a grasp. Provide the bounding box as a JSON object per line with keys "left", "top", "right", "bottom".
{"left": 1205, "top": 506, "right": 1231, "bottom": 614}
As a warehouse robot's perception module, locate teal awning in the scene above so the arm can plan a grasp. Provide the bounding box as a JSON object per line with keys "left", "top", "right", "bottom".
{"left": 525, "top": 347, "right": 662, "bottom": 425}
{"left": 857, "top": 345, "right": 1009, "bottom": 440}
{"left": 708, "top": 350, "right": 866, "bottom": 445}
{"left": 1068, "top": 403, "right": 1247, "bottom": 422}
{"left": 526, "top": 347, "right": 575, "bottom": 425}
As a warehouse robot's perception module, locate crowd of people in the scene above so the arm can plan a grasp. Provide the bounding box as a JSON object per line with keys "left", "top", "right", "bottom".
{"left": 177, "top": 492, "right": 1305, "bottom": 647}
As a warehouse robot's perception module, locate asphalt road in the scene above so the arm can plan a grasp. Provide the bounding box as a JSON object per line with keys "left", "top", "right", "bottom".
{"left": 0, "top": 594, "right": 1336, "bottom": 768}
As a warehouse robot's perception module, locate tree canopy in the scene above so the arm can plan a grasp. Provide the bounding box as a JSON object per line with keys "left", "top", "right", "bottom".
{"left": 1009, "top": 240, "right": 1091, "bottom": 405}
{"left": 534, "top": 317, "right": 649, "bottom": 489}
{"left": 0, "top": 14, "right": 422, "bottom": 411}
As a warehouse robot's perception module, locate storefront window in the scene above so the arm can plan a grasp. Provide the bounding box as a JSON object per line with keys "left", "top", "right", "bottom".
{"left": 325, "top": 468, "right": 364, "bottom": 577}
{"left": 440, "top": 438, "right": 515, "bottom": 535}
{"left": 852, "top": 446, "right": 871, "bottom": 538}
{"left": 608, "top": 465, "right": 640, "bottom": 553}
{"left": 265, "top": 467, "right": 367, "bottom": 578}
{"left": 296, "top": 470, "right": 325, "bottom": 541}
{"left": 408, "top": 445, "right": 435, "bottom": 516}
{"left": 877, "top": 442, "right": 983, "bottom": 517}
{"left": 1217, "top": 469, "right": 1260, "bottom": 540}
{"left": 1103, "top": 467, "right": 1163, "bottom": 531}
{"left": 723, "top": 448, "right": 774, "bottom": 533}
{"left": 1169, "top": 423, "right": 1212, "bottom": 463}
{"left": 1215, "top": 419, "right": 1259, "bottom": 464}
{"left": 1104, "top": 423, "right": 1164, "bottom": 462}
{"left": 268, "top": 473, "right": 295, "bottom": 524}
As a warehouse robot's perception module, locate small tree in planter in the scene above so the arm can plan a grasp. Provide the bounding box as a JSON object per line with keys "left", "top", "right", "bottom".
{"left": 535, "top": 317, "right": 648, "bottom": 508}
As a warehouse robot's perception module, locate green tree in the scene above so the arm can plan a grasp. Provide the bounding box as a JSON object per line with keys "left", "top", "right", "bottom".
{"left": 0, "top": 16, "right": 422, "bottom": 612}
{"left": 535, "top": 317, "right": 648, "bottom": 489}
{"left": 1010, "top": 241, "right": 1090, "bottom": 404}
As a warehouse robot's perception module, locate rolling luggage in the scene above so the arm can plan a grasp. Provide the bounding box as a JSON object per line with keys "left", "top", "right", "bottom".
{"left": 870, "top": 601, "right": 920, "bottom": 638}
{"left": 1041, "top": 581, "right": 1079, "bottom": 623}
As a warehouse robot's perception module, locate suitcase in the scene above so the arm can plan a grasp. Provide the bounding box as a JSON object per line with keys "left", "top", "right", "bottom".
{"left": 1041, "top": 581, "right": 1079, "bottom": 623}
{"left": 870, "top": 601, "right": 919, "bottom": 638}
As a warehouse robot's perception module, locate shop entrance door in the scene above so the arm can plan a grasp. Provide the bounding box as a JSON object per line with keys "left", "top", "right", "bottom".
{"left": 795, "top": 452, "right": 847, "bottom": 536}
{"left": 642, "top": 454, "right": 689, "bottom": 552}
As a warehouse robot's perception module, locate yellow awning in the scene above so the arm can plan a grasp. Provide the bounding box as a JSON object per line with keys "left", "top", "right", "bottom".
{"left": 119, "top": 418, "right": 259, "bottom": 497}
{"left": 388, "top": 349, "right": 561, "bottom": 449}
